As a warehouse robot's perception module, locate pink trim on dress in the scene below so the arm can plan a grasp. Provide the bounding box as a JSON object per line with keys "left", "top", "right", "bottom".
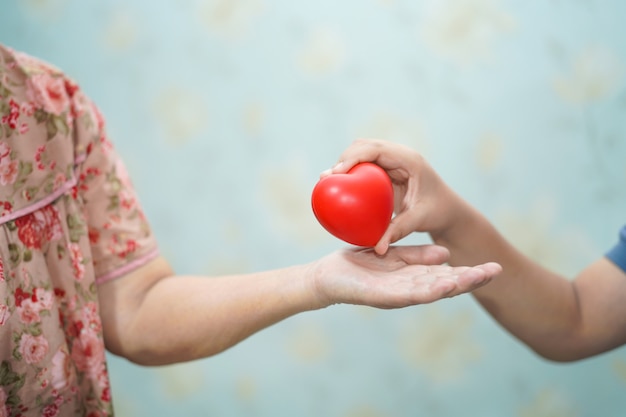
{"left": 74, "top": 152, "right": 87, "bottom": 166}
{"left": 95, "top": 247, "right": 160, "bottom": 285}
{"left": 0, "top": 177, "right": 77, "bottom": 225}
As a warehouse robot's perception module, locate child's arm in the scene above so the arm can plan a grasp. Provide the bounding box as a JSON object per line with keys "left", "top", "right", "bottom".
{"left": 435, "top": 199, "right": 626, "bottom": 361}
{"left": 330, "top": 138, "right": 626, "bottom": 361}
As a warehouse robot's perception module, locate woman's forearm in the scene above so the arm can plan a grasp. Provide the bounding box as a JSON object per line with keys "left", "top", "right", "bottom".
{"left": 100, "top": 247, "right": 502, "bottom": 365}
{"left": 132, "top": 269, "right": 317, "bottom": 365}
{"left": 100, "top": 259, "right": 319, "bottom": 366}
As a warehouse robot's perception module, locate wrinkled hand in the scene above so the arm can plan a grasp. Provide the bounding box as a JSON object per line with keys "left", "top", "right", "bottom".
{"left": 311, "top": 245, "right": 501, "bottom": 309}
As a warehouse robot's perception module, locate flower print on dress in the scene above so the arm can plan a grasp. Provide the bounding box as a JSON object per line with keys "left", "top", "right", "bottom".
{"left": 81, "top": 302, "right": 102, "bottom": 333}
{"left": 15, "top": 204, "right": 63, "bottom": 250}
{"left": 0, "top": 92, "right": 30, "bottom": 137}
{"left": 68, "top": 242, "right": 86, "bottom": 280}
{"left": 50, "top": 348, "right": 75, "bottom": 391}
{"left": 17, "top": 286, "right": 54, "bottom": 325}
{"left": 0, "top": 99, "right": 20, "bottom": 130}
{"left": 0, "top": 142, "right": 10, "bottom": 165}
{"left": 0, "top": 158, "right": 18, "bottom": 187}
{"left": 35, "top": 145, "right": 55, "bottom": 171}
{"left": 34, "top": 287, "right": 54, "bottom": 309}
{"left": 0, "top": 201, "right": 11, "bottom": 217}
{"left": 26, "top": 73, "right": 70, "bottom": 117}
{"left": 0, "top": 387, "right": 10, "bottom": 417}
{"left": 12, "top": 49, "right": 62, "bottom": 76}
{"left": 64, "top": 78, "right": 86, "bottom": 122}
{"left": 0, "top": 304, "right": 9, "bottom": 326}
{"left": 0, "top": 44, "right": 155, "bottom": 416}
{"left": 70, "top": 327, "right": 106, "bottom": 382}
{"left": 18, "top": 333, "right": 49, "bottom": 364}
{"left": 41, "top": 401, "right": 60, "bottom": 417}
{"left": 0, "top": 142, "right": 18, "bottom": 187}
{"left": 13, "top": 287, "right": 31, "bottom": 309}
{"left": 16, "top": 70, "right": 72, "bottom": 140}
{"left": 17, "top": 297, "right": 41, "bottom": 325}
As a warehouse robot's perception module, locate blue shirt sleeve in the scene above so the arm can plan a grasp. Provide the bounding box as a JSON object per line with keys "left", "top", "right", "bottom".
{"left": 606, "top": 225, "right": 626, "bottom": 272}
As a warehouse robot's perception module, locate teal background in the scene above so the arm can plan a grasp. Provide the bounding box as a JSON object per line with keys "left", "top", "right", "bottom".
{"left": 2, "top": 0, "right": 626, "bottom": 416}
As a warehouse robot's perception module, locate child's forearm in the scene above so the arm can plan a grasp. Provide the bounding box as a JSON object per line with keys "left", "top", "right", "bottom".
{"left": 430, "top": 195, "right": 584, "bottom": 360}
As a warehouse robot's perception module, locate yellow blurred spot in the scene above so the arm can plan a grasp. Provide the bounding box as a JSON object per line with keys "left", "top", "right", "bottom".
{"left": 103, "top": 10, "right": 139, "bottom": 51}
{"left": 355, "top": 112, "right": 429, "bottom": 156}
{"left": 518, "top": 388, "right": 578, "bottom": 417}
{"left": 198, "top": 0, "right": 264, "bottom": 40}
{"left": 420, "top": 0, "right": 516, "bottom": 66}
{"left": 476, "top": 132, "right": 503, "bottom": 171}
{"left": 397, "top": 306, "right": 481, "bottom": 383}
{"left": 553, "top": 46, "right": 623, "bottom": 104}
{"left": 260, "top": 161, "right": 329, "bottom": 245}
{"left": 612, "top": 358, "right": 626, "bottom": 383}
{"left": 243, "top": 102, "right": 265, "bottom": 136}
{"left": 286, "top": 322, "right": 331, "bottom": 362}
{"left": 21, "top": 0, "right": 69, "bottom": 21}
{"left": 297, "top": 27, "right": 346, "bottom": 76}
{"left": 235, "top": 376, "right": 257, "bottom": 402}
{"left": 495, "top": 201, "right": 594, "bottom": 276}
{"left": 153, "top": 87, "right": 208, "bottom": 145}
{"left": 157, "top": 362, "right": 205, "bottom": 399}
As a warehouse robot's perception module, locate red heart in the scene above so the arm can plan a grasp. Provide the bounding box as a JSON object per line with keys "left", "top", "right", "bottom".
{"left": 311, "top": 162, "right": 394, "bottom": 247}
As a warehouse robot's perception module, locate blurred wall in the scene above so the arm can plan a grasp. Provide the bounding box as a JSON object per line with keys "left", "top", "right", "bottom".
{"left": 2, "top": 0, "right": 625, "bottom": 416}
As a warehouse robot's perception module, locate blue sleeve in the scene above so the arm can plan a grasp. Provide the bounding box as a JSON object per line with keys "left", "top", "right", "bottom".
{"left": 606, "top": 225, "right": 626, "bottom": 272}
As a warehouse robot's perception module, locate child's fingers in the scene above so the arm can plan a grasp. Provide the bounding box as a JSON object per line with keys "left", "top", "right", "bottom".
{"left": 329, "top": 139, "right": 390, "bottom": 174}
{"left": 375, "top": 212, "right": 417, "bottom": 255}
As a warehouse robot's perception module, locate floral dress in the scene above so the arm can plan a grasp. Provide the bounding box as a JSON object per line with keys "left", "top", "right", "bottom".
{"left": 0, "top": 45, "right": 158, "bottom": 416}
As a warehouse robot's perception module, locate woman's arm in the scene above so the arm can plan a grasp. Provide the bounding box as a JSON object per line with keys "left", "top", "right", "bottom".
{"left": 98, "top": 246, "right": 501, "bottom": 366}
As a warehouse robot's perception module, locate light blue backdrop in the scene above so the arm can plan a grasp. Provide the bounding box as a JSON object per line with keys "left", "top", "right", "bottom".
{"left": 2, "top": 0, "right": 625, "bottom": 416}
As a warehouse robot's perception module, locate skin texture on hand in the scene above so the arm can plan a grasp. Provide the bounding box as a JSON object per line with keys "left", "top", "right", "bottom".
{"left": 310, "top": 245, "right": 501, "bottom": 309}
{"left": 98, "top": 244, "right": 501, "bottom": 366}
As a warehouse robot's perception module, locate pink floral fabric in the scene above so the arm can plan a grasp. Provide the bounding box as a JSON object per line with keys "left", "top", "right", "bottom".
{"left": 0, "top": 45, "right": 158, "bottom": 416}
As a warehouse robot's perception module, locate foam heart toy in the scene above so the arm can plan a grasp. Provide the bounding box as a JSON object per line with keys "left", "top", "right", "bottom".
{"left": 311, "top": 162, "right": 394, "bottom": 247}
